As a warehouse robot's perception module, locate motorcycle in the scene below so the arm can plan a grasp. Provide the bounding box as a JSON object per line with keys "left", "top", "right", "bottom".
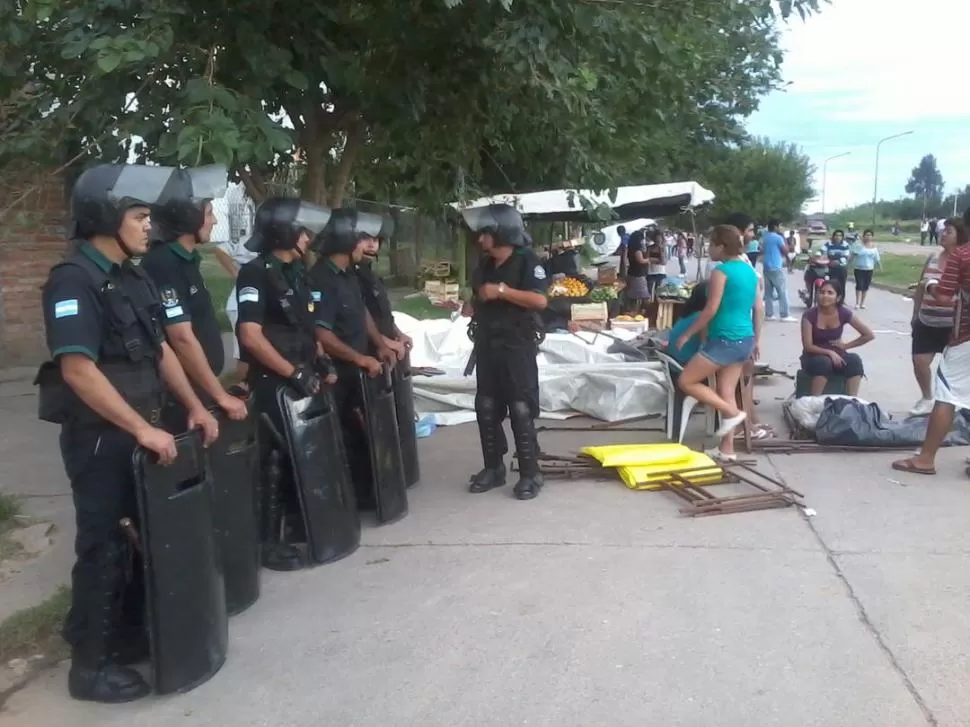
{"left": 799, "top": 264, "right": 830, "bottom": 308}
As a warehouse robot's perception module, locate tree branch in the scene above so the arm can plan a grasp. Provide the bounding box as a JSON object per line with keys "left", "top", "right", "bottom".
{"left": 237, "top": 166, "right": 268, "bottom": 203}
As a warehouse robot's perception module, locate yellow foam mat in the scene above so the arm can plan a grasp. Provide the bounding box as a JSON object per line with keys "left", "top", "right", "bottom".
{"left": 581, "top": 443, "right": 692, "bottom": 469}
{"left": 616, "top": 451, "right": 723, "bottom": 491}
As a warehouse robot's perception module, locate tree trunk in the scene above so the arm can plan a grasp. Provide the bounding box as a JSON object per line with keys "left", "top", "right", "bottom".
{"left": 388, "top": 206, "right": 401, "bottom": 278}
{"left": 414, "top": 216, "right": 425, "bottom": 265}
{"left": 327, "top": 120, "right": 363, "bottom": 208}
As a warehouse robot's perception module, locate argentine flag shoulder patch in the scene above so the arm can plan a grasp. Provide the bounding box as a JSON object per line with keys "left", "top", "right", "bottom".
{"left": 164, "top": 305, "right": 185, "bottom": 319}
{"left": 311, "top": 290, "right": 322, "bottom": 302}
{"left": 54, "top": 299, "right": 79, "bottom": 319}
{"left": 238, "top": 286, "right": 259, "bottom": 304}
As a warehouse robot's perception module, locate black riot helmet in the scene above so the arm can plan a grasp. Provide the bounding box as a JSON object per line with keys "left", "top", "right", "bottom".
{"left": 460, "top": 203, "right": 527, "bottom": 247}
{"left": 150, "top": 165, "right": 229, "bottom": 243}
{"left": 245, "top": 197, "right": 332, "bottom": 253}
{"left": 69, "top": 163, "right": 183, "bottom": 255}
{"left": 313, "top": 208, "right": 384, "bottom": 256}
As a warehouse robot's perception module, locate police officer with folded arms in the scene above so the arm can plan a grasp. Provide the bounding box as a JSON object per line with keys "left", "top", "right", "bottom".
{"left": 39, "top": 164, "right": 219, "bottom": 703}
{"left": 140, "top": 166, "right": 247, "bottom": 427}
{"left": 356, "top": 217, "right": 413, "bottom": 359}
{"left": 461, "top": 204, "right": 549, "bottom": 500}
{"left": 235, "top": 197, "right": 335, "bottom": 570}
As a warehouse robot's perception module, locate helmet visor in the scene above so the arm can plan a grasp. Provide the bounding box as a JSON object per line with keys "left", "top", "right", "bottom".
{"left": 109, "top": 165, "right": 181, "bottom": 207}
{"left": 185, "top": 164, "right": 229, "bottom": 203}
{"left": 460, "top": 206, "right": 503, "bottom": 234}
{"left": 356, "top": 211, "right": 384, "bottom": 238}
{"left": 293, "top": 202, "right": 332, "bottom": 235}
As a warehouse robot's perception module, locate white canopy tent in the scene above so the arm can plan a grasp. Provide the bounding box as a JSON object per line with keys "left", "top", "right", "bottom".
{"left": 452, "top": 181, "right": 715, "bottom": 221}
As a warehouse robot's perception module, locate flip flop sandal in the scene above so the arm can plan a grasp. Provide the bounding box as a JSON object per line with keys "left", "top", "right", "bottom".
{"left": 891, "top": 459, "right": 936, "bottom": 476}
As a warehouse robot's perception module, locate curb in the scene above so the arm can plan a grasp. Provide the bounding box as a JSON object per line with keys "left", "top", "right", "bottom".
{"left": 871, "top": 282, "right": 914, "bottom": 297}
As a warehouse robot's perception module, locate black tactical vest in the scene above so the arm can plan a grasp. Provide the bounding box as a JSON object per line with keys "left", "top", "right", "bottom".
{"left": 37, "top": 252, "right": 165, "bottom": 426}
{"left": 260, "top": 258, "right": 317, "bottom": 366}
{"left": 356, "top": 264, "right": 395, "bottom": 338}
{"left": 469, "top": 252, "right": 543, "bottom": 347}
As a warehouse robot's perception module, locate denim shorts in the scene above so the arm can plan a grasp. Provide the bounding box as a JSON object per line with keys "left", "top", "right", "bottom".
{"left": 698, "top": 336, "right": 755, "bottom": 366}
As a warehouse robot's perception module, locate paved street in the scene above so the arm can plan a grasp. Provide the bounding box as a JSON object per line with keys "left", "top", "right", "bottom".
{"left": 2, "top": 268, "right": 969, "bottom": 726}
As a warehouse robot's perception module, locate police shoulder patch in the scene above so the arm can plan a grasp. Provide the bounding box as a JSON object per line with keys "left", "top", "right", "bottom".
{"left": 53, "top": 299, "right": 79, "bottom": 319}
{"left": 160, "top": 287, "right": 180, "bottom": 308}
{"left": 238, "top": 286, "right": 259, "bottom": 303}
{"left": 311, "top": 290, "right": 322, "bottom": 302}
{"left": 533, "top": 265, "right": 547, "bottom": 280}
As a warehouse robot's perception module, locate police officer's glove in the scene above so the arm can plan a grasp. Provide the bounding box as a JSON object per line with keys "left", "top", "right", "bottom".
{"left": 314, "top": 354, "right": 338, "bottom": 385}
{"left": 289, "top": 365, "right": 321, "bottom": 398}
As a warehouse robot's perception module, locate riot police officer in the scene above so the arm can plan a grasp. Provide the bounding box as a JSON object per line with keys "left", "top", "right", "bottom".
{"left": 309, "top": 209, "right": 399, "bottom": 513}
{"left": 461, "top": 204, "right": 549, "bottom": 500}
{"left": 39, "top": 164, "right": 219, "bottom": 703}
{"left": 355, "top": 216, "right": 413, "bottom": 358}
{"left": 140, "top": 166, "right": 247, "bottom": 427}
{"left": 235, "top": 197, "right": 335, "bottom": 571}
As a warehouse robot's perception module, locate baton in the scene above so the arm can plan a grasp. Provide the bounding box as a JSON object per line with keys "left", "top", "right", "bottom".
{"left": 119, "top": 517, "right": 143, "bottom": 555}
{"left": 463, "top": 348, "right": 477, "bottom": 377}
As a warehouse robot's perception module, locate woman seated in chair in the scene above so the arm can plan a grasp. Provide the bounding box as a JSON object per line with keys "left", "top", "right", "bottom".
{"left": 663, "top": 283, "right": 708, "bottom": 364}
{"left": 800, "top": 279, "right": 874, "bottom": 396}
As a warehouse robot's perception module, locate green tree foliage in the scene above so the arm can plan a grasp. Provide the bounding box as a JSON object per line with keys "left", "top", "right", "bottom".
{"left": 0, "top": 0, "right": 822, "bottom": 213}
{"left": 688, "top": 138, "right": 815, "bottom": 224}
{"left": 905, "top": 154, "right": 945, "bottom": 204}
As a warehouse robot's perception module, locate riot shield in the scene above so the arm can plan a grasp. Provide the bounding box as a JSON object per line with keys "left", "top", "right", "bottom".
{"left": 132, "top": 430, "right": 228, "bottom": 695}
{"left": 206, "top": 405, "right": 260, "bottom": 616}
{"left": 277, "top": 386, "right": 361, "bottom": 565}
{"left": 360, "top": 369, "right": 408, "bottom": 524}
{"left": 392, "top": 353, "right": 420, "bottom": 488}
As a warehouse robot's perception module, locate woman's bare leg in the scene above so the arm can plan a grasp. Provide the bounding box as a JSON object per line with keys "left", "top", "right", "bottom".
{"left": 810, "top": 376, "right": 828, "bottom": 395}
{"left": 714, "top": 363, "right": 745, "bottom": 455}
{"left": 845, "top": 375, "right": 861, "bottom": 396}
{"left": 678, "top": 355, "right": 739, "bottom": 418}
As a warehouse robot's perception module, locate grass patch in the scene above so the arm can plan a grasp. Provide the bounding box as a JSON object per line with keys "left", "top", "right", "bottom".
{"left": 0, "top": 586, "right": 71, "bottom": 662}
{"left": 200, "top": 248, "right": 234, "bottom": 332}
{"left": 390, "top": 293, "right": 456, "bottom": 320}
{"left": 872, "top": 254, "right": 927, "bottom": 290}
{"left": 0, "top": 493, "right": 21, "bottom": 528}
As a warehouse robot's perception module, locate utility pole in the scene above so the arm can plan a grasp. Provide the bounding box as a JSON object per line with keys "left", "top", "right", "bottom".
{"left": 872, "top": 130, "right": 915, "bottom": 227}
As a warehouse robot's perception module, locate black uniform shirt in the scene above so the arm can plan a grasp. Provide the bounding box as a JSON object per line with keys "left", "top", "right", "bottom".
{"left": 355, "top": 263, "right": 396, "bottom": 338}
{"left": 141, "top": 241, "right": 224, "bottom": 375}
{"left": 471, "top": 247, "right": 549, "bottom": 329}
{"left": 43, "top": 242, "right": 165, "bottom": 362}
{"left": 235, "top": 255, "right": 320, "bottom": 365}
{"left": 309, "top": 259, "right": 369, "bottom": 355}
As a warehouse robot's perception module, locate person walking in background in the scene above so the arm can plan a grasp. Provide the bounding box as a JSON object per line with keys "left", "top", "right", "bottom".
{"left": 675, "top": 224, "right": 762, "bottom": 462}
{"left": 761, "top": 219, "right": 796, "bottom": 321}
{"left": 907, "top": 216, "right": 968, "bottom": 416}
{"left": 645, "top": 228, "right": 667, "bottom": 298}
{"left": 849, "top": 229, "right": 881, "bottom": 309}
{"left": 616, "top": 224, "right": 629, "bottom": 280}
{"left": 675, "top": 233, "right": 687, "bottom": 275}
{"left": 214, "top": 231, "right": 258, "bottom": 389}
{"left": 745, "top": 229, "right": 761, "bottom": 267}
{"left": 920, "top": 218, "right": 929, "bottom": 246}
{"left": 893, "top": 208, "right": 970, "bottom": 476}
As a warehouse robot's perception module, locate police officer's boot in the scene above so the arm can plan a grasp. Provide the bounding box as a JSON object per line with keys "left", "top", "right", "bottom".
{"left": 261, "top": 449, "right": 303, "bottom": 571}
{"left": 68, "top": 542, "right": 151, "bottom": 703}
{"left": 469, "top": 396, "right": 507, "bottom": 493}
{"left": 509, "top": 401, "right": 544, "bottom": 501}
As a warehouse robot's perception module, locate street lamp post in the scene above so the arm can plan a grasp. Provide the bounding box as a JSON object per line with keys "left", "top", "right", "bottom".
{"left": 822, "top": 152, "right": 851, "bottom": 215}
{"left": 872, "top": 130, "right": 915, "bottom": 226}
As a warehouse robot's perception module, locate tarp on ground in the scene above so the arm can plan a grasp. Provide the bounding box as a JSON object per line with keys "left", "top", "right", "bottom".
{"left": 451, "top": 182, "right": 715, "bottom": 222}
{"left": 394, "top": 312, "right": 667, "bottom": 426}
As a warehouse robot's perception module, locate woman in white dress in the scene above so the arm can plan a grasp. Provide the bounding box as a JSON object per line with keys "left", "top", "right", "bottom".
{"left": 213, "top": 233, "right": 258, "bottom": 387}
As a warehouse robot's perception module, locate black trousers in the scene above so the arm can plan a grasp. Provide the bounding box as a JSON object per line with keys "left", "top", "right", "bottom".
{"left": 61, "top": 424, "right": 143, "bottom": 648}
{"left": 475, "top": 342, "right": 540, "bottom": 418}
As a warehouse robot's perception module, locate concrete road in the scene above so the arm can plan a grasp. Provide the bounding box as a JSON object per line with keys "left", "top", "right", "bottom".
{"left": 2, "top": 268, "right": 968, "bottom": 726}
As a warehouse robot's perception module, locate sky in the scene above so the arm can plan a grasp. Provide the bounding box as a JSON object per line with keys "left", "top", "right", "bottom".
{"left": 746, "top": 0, "right": 970, "bottom": 214}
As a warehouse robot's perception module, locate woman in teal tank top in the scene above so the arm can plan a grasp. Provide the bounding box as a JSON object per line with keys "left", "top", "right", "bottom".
{"left": 674, "top": 224, "right": 763, "bottom": 449}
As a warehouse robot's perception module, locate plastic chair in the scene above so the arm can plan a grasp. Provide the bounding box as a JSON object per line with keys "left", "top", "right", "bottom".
{"left": 655, "top": 351, "right": 717, "bottom": 443}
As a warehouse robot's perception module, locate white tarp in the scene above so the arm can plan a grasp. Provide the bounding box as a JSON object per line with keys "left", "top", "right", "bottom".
{"left": 452, "top": 182, "right": 715, "bottom": 220}
{"left": 395, "top": 312, "right": 668, "bottom": 426}
{"left": 588, "top": 217, "right": 656, "bottom": 257}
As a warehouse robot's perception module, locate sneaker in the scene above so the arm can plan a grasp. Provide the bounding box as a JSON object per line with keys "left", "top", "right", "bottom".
{"left": 780, "top": 316, "right": 798, "bottom": 322}
{"left": 704, "top": 447, "right": 737, "bottom": 463}
{"left": 909, "top": 398, "right": 934, "bottom": 416}
{"left": 715, "top": 411, "right": 747, "bottom": 437}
